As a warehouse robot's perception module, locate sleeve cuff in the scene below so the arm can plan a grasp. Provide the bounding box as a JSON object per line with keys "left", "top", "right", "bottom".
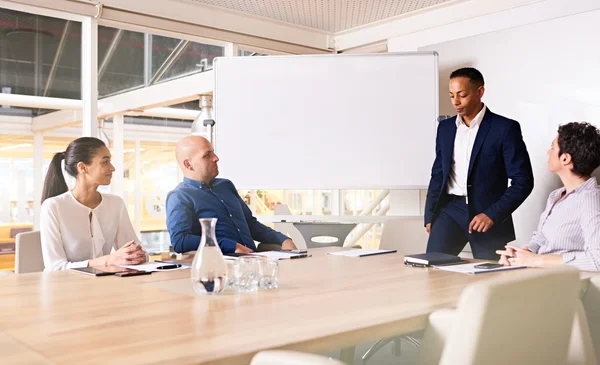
{"left": 562, "top": 252, "right": 576, "bottom": 264}
{"left": 562, "top": 252, "right": 600, "bottom": 271}
{"left": 527, "top": 242, "right": 541, "bottom": 254}
{"left": 276, "top": 232, "right": 290, "bottom": 244}
{"left": 219, "top": 239, "right": 238, "bottom": 254}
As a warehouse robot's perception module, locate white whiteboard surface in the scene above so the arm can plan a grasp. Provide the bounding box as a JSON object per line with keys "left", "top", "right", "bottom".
{"left": 214, "top": 52, "right": 438, "bottom": 189}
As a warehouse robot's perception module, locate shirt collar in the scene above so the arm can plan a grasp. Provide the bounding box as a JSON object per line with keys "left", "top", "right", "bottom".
{"left": 553, "top": 176, "right": 598, "bottom": 198}
{"left": 183, "top": 177, "right": 214, "bottom": 189}
{"left": 456, "top": 104, "right": 487, "bottom": 128}
{"left": 573, "top": 176, "right": 598, "bottom": 193}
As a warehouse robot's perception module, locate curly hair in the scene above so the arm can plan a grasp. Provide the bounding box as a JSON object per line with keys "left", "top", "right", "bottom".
{"left": 557, "top": 122, "right": 600, "bottom": 177}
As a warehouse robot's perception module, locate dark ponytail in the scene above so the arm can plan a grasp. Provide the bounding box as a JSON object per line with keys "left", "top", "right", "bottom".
{"left": 41, "top": 137, "right": 106, "bottom": 203}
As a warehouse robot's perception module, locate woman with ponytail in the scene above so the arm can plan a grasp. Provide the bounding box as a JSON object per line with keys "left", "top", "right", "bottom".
{"left": 41, "top": 137, "right": 146, "bottom": 271}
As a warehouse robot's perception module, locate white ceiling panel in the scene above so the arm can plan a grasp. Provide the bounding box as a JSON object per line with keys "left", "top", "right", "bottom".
{"left": 187, "top": 0, "right": 455, "bottom": 32}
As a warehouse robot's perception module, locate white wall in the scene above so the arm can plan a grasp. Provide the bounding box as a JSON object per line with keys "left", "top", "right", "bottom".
{"left": 389, "top": 6, "right": 600, "bottom": 243}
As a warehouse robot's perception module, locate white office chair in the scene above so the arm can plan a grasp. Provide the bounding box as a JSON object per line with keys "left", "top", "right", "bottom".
{"left": 379, "top": 218, "right": 429, "bottom": 253}
{"left": 567, "top": 276, "right": 600, "bottom": 364}
{"left": 250, "top": 350, "right": 347, "bottom": 365}
{"left": 15, "top": 231, "right": 44, "bottom": 274}
{"left": 273, "top": 204, "right": 307, "bottom": 249}
{"left": 566, "top": 299, "right": 597, "bottom": 365}
{"left": 361, "top": 219, "right": 428, "bottom": 364}
{"left": 379, "top": 218, "right": 473, "bottom": 258}
{"left": 416, "top": 268, "right": 581, "bottom": 365}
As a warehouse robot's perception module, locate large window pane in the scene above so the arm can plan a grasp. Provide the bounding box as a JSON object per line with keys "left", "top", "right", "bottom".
{"left": 158, "top": 41, "right": 223, "bottom": 82}
{"left": 0, "top": 8, "right": 82, "bottom": 115}
{"left": 98, "top": 27, "right": 144, "bottom": 97}
{"left": 98, "top": 28, "right": 224, "bottom": 96}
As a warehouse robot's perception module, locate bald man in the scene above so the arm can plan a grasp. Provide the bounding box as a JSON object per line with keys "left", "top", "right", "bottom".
{"left": 166, "top": 136, "right": 297, "bottom": 254}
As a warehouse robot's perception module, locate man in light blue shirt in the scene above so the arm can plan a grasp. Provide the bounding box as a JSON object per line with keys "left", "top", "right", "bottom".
{"left": 166, "top": 136, "right": 297, "bottom": 254}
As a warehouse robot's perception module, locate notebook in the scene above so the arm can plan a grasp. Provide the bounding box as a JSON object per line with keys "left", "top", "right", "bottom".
{"left": 404, "top": 252, "right": 462, "bottom": 266}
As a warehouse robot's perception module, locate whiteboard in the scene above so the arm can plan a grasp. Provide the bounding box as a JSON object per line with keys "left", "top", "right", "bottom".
{"left": 214, "top": 52, "right": 438, "bottom": 189}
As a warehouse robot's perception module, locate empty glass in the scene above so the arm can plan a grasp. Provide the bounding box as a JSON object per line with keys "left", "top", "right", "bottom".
{"left": 224, "top": 259, "right": 239, "bottom": 291}
{"left": 236, "top": 256, "right": 262, "bottom": 292}
{"left": 259, "top": 259, "right": 279, "bottom": 289}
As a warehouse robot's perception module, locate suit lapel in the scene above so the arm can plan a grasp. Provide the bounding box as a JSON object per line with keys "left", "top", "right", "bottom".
{"left": 467, "top": 109, "right": 492, "bottom": 178}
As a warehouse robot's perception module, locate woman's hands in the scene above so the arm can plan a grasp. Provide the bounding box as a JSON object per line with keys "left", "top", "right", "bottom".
{"left": 110, "top": 241, "right": 146, "bottom": 266}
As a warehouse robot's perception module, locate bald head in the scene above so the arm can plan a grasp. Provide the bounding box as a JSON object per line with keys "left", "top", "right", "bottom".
{"left": 176, "top": 136, "right": 219, "bottom": 184}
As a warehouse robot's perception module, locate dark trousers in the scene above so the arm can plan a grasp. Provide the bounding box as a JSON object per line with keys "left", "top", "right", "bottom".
{"left": 426, "top": 201, "right": 503, "bottom": 260}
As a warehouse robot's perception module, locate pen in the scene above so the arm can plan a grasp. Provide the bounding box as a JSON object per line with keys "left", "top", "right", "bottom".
{"left": 155, "top": 260, "right": 191, "bottom": 267}
{"left": 289, "top": 254, "right": 310, "bottom": 259}
{"left": 156, "top": 264, "right": 181, "bottom": 270}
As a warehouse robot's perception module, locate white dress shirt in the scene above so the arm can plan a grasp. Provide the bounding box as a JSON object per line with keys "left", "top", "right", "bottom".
{"left": 447, "top": 105, "right": 487, "bottom": 197}
{"left": 40, "top": 191, "right": 140, "bottom": 271}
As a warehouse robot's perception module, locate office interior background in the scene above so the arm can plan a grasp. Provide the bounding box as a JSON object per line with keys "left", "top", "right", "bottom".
{"left": 0, "top": 0, "right": 599, "bottom": 271}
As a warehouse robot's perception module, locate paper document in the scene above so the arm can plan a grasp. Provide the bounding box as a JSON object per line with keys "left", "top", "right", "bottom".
{"left": 252, "top": 251, "right": 310, "bottom": 260}
{"left": 327, "top": 249, "right": 397, "bottom": 258}
{"left": 433, "top": 262, "right": 526, "bottom": 275}
{"left": 120, "top": 262, "right": 190, "bottom": 272}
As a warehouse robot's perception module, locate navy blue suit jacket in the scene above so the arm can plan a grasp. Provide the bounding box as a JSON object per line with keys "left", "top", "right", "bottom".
{"left": 424, "top": 109, "right": 534, "bottom": 243}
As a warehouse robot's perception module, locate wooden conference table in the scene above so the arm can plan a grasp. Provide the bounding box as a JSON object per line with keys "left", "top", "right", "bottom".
{"left": 0, "top": 247, "right": 592, "bottom": 365}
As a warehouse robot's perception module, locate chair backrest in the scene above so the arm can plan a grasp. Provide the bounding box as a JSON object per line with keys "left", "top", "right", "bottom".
{"left": 250, "top": 350, "right": 347, "bottom": 365}
{"left": 274, "top": 204, "right": 292, "bottom": 215}
{"left": 439, "top": 268, "right": 580, "bottom": 365}
{"left": 273, "top": 204, "right": 307, "bottom": 249}
{"left": 15, "top": 231, "right": 43, "bottom": 274}
{"left": 10, "top": 226, "right": 32, "bottom": 238}
{"left": 582, "top": 276, "right": 600, "bottom": 361}
{"left": 293, "top": 223, "right": 356, "bottom": 248}
{"left": 379, "top": 219, "right": 429, "bottom": 253}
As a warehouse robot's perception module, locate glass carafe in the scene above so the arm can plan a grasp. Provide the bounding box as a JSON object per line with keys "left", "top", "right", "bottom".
{"left": 191, "top": 218, "right": 227, "bottom": 294}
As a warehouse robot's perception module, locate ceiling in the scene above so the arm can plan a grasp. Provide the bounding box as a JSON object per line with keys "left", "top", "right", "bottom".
{"left": 188, "top": 0, "right": 455, "bottom": 33}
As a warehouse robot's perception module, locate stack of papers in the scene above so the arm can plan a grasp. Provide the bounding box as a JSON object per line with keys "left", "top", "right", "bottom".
{"left": 327, "top": 249, "right": 397, "bottom": 258}
{"left": 433, "top": 262, "right": 526, "bottom": 275}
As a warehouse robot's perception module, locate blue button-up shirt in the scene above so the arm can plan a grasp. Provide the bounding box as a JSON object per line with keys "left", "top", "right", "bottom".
{"left": 166, "top": 177, "right": 289, "bottom": 254}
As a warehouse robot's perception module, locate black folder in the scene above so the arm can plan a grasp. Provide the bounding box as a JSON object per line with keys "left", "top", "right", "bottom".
{"left": 404, "top": 252, "right": 462, "bottom": 266}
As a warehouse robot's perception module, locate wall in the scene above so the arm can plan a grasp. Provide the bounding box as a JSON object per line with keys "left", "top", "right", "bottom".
{"left": 390, "top": 6, "right": 600, "bottom": 243}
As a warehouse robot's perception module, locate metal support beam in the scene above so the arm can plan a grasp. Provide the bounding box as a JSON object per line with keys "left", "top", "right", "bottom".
{"left": 30, "top": 70, "right": 213, "bottom": 131}
{"left": 134, "top": 139, "right": 142, "bottom": 235}
{"left": 43, "top": 21, "right": 71, "bottom": 97}
{"left": 34, "top": 16, "right": 42, "bottom": 96}
{"left": 149, "top": 40, "right": 189, "bottom": 85}
{"left": 224, "top": 43, "right": 239, "bottom": 57}
{"left": 81, "top": 16, "right": 99, "bottom": 137}
{"left": 33, "top": 132, "right": 43, "bottom": 230}
{"left": 98, "top": 29, "right": 123, "bottom": 81}
{"left": 144, "top": 33, "right": 152, "bottom": 86}
{"left": 112, "top": 114, "right": 125, "bottom": 199}
{"left": 345, "top": 203, "right": 390, "bottom": 247}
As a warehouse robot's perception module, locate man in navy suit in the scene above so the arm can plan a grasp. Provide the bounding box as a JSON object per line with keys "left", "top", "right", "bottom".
{"left": 424, "top": 68, "right": 534, "bottom": 259}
